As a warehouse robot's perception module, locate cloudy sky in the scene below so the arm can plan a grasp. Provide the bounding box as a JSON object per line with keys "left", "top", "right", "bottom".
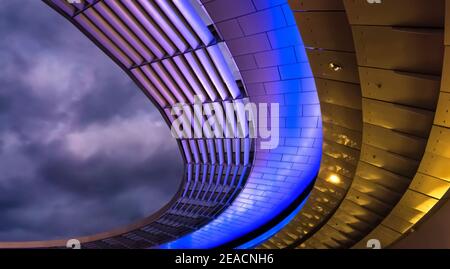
{"left": 0, "top": 0, "right": 183, "bottom": 241}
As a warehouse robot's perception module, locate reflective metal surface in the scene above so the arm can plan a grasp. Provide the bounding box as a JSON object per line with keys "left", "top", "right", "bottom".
{"left": 262, "top": 0, "right": 449, "bottom": 249}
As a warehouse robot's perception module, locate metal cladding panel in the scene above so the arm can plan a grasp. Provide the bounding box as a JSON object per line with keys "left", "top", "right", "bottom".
{"left": 275, "top": 0, "right": 446, "bottom": 250}
{"left": 352, "top": 125, "right": 448, "bottom": 246}
{"left": 363, "top": 123, "right": 427, "bottom": 160}
{"left": 316, "top": 79, "right": 362, "bottom": 110}
{"left": 321, "top": 225, "right": 356, "bottom": 243}
{"left": 294, "top": 12, "right": 354, "bottom": 52}
{"left": 345, "top": 0, "right": 446, "bottom": 250}
{"left": 447, "top": 1, "right": 450, "bottom": 45}
{"left": 352, "top": 178, "right": 401, "bottom": 205}
{"left": 426, "top": 125, "right": 450, "bottom": 160}
{"left": 322, "top": 122, "right": 362, "bottom": 150}
{"left": 435, "top": 92, "right": 450, "bottom": 127}
{"left": 321, "top": 103, "right": 362, "bottom": 131}
{"left": 345, "top": 188, "right": 392, "bottom": 214}
{"left": 309, "top": 192, "right": 341, "bottom": 212}
{"left": 359, "top": 67, "right": 440, "bottom": 110}
{"left": 331, "top": 200, "right": 382, "bottom": 227}
{"left": 409, "top": 173, "right": 450, "bottom": 199}
{"left": 353, "top": 225, "right": 401, "bottom": 249}
{"left": 344, "top": 0, "right": 445, "bottom": 27}
{"left": 360, "top": 144, "right": 419, "bottom": 179}
{"left": 388, "top": 204, "right": 425, "bottom": 229}
{"left": 326, "top": 216, "right": 365, "bottom": 239}
{"left": 355, "top": 162, "right": 411, "bottom": 193}
{"left": 322, "top": 140, "right": 360, "bottom": 166}
{"left": 397, "top": 190, "right": 439, "bottom": 215}
{"left": 440, "top": 49, "right": 450, "bottom": 93}
{"left": 352, "top": 26, "right": 444, "bottom": 75}
{"left": 307, "top": 49, "right": 360, "bottom": 83}
{"left": 313, "top": 227, "right": 354, "bottom": 247}
{"left": 314, "top": 180, "right": 347, "bottom": 202}
{"left": 289, "top": 0, "right": 344, "bottom": 11}
{"left": 319, "top": 156, "right": 355, "bottom": 185}
{"left": 327, "top": 214, "right": 372, "bottom": 239}
{"left": 381, "top": 214, "right": 415, "bottom": 234}
{"left": 419, "top": 152, "right": 450, "bottom": 182}
{"left": 362, "top": 99, "right": 435, "bottom": 138}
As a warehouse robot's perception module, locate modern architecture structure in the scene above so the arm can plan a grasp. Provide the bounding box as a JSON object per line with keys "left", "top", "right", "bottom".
{"left": 1, "top": 0, "right": 450, "bottom": 249}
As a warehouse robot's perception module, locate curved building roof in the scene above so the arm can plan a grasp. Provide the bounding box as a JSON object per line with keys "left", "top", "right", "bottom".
{"left": 2, "top": 0, "right": 450, "bottom": 249}
{"left": 0, "top": 0, "right": 321, "bottom": 248}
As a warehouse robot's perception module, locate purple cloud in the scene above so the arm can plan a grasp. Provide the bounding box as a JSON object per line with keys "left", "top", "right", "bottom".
{"left": 0, "top": 0, "right": 183, "bottom": 241}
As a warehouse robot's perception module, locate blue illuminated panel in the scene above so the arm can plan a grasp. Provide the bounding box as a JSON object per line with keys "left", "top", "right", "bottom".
{"left": 160, "top": 0, "right": 322, "bottom": 249}
{"left": 237, "top": 196, "right": 310, "bottom": 249}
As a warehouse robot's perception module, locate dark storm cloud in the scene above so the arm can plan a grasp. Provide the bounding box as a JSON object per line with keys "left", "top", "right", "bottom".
{"left": 0, "top": 0, "right": 183, "bottom": 241}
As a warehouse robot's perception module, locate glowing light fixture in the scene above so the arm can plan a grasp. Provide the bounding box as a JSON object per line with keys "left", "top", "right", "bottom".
{"left": 327, "top": 174, "right": 341, "bottom": 185}
{"left": 328, "top": 62, "right": 343, "bottom": 72}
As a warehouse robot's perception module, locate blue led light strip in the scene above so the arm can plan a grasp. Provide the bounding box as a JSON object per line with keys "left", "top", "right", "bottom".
{"left": 237, "top": 196, "right": 310, "bottom": 249}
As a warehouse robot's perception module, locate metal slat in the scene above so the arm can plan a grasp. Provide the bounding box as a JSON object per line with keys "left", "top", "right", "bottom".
{"left": 135, "top": 0, "right": 188, "bottom": 52}
{"left": 141, "top": 65, "right": 177, "bottom": 105}
{"left": 161, "top": 58, "right": 196, "bottom": 103}
{"left": 131, "top": 68, "right": 167, "bottom": 107}
{"left": 172, "top": 55, "right": 208, "bottom": 102}
{"left": 156, "top": 0, "right": 200, "bottom": 49}
{"left": 196, "top": 48, "right": 230, "bottom": 100}
{"left": 85, "top": 7, "right": 143, "bottom": 64}
{"left": 207, "top": 45, "right": 241, "bottom": 99}
{"left": 184, "top": 52, "right": 219, "bottom": 101}
{"left": 96, "top": 1, "right": 155, "bottom": 60}
{"left": 151, "top": 62, "right": 188, "bottom": 103}
{"left": 173, "top": 0, "right": 215, "bottom": 46}
{"left": 75, "top": 13, "right": 133, "bottom": 67}
{"left": 107, "top": 0, "right": 170, "bottom": 58}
